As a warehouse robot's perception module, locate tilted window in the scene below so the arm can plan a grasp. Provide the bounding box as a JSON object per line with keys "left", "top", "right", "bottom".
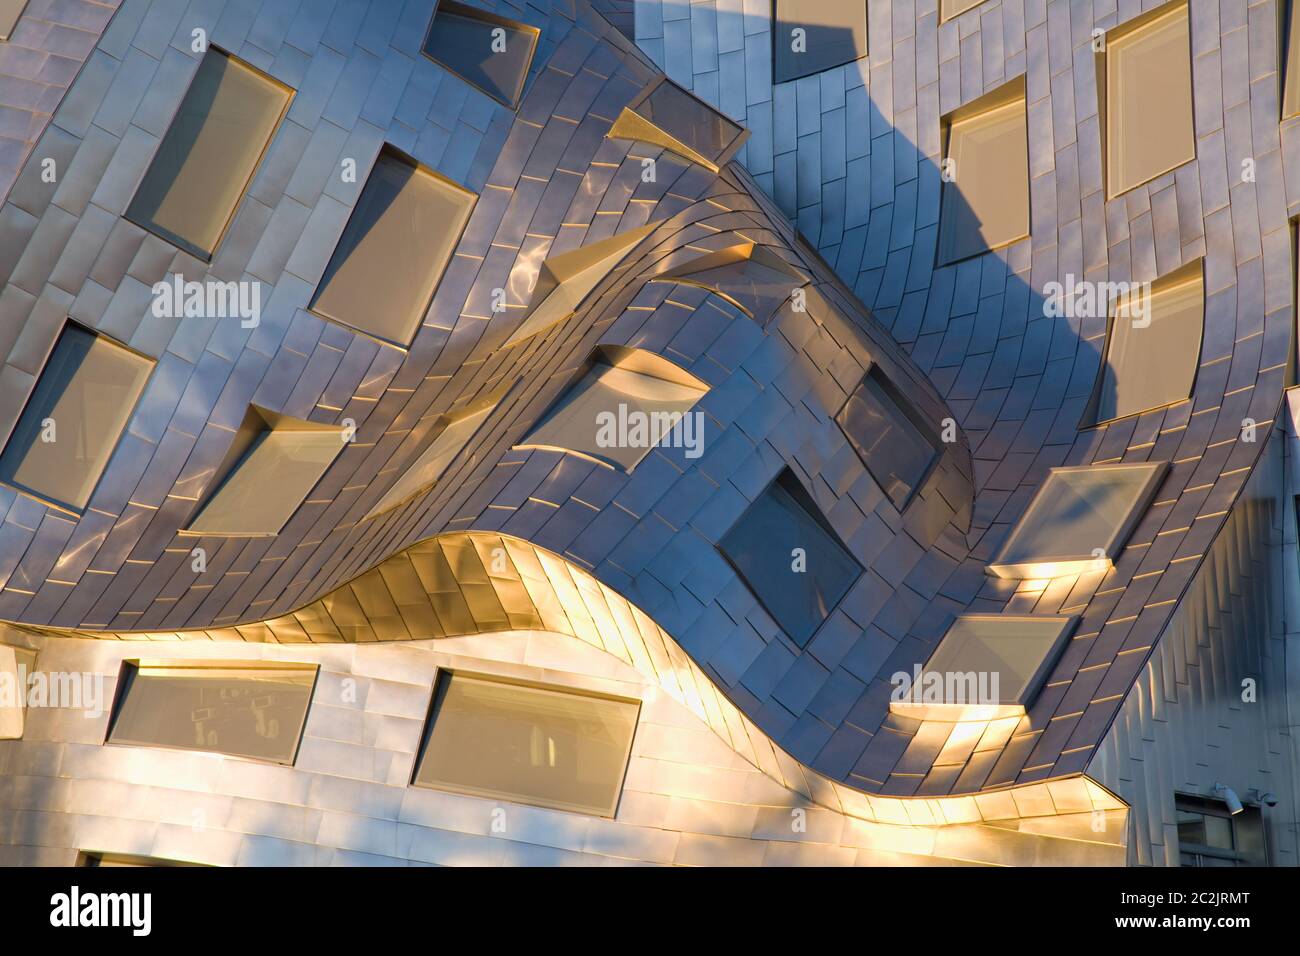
{"left": 718, "top": 469, "right": 863, "bottom": 646}
{"left": 891, "top": 614, "right": 1078, "bottom": 719}
{"left": 422, "top": 1, "right": 540, "bottom": 108}
{"left": 366, "top": 395, "right": 502, "bottom": 519}
{"left": 1286, "top": 1, "right": 1300, "bottom": 118}
{"left": 1091, "top": 260, "right": 1204, "bottom": 424}
{"left": 835, "top": 364, "right": 941, "bottom": 510}
{"left": 309, "top": 147, "right": 476, "bottom": 349}
{"left": 516, "top": 346, "right": 708, "bottom": 473}
{"left": 505, "top": 222, "right": 661, "bottom": 348}
{"left": 414, "top": 670, "right": 640, "bottom": 817}
{"left": 0, "top": 0, "right": 28, "bottom": 40}
{"left": 773, "top": 0, "right": 868, "bottom": 83}
{"left": 987, "top": 462, "right": 1168, "bottom": 579}
{"left": 1104, "top": 2, "right": 1195, "bottom": 197}
{"left": 184, "top": 406, "right": 344, "bottom": 536}
{"left": 607, "top": 77, "right": 749, "bottom": 173}
{"left": 106, "top": 660, "right": 318, "bottom": 764}
{"left": 126, "top": 49, "right": 291, "bottom": 260}
{"left": 0, "top": 323, "right": 153, "bottom": 513}
{"left": 937, "top": 77, "right": 1030, "bottom": 265}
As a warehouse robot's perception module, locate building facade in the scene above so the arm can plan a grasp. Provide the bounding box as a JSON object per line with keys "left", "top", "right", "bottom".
{"left": 0, "top": 0, "right": 1295, "bottom": 866}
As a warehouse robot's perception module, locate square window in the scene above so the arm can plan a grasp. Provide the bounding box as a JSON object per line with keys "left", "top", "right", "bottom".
{"left": 516, "top": 346, "right": 708, "bottom": 473}
{"left": 413, "top": 670, "right": 640, "bottom": 817}
{"left": 608, "top": 77, "right": 749, "bottom": 173}
{"left": 185, "top": 408, "right": 344, "bottom": 536}
{"left": 366, "top": 396, "right": 501, "bottom": 519}
{"left": 1104, "top": 2, "right": 1195, "bottom": 197}
{"left": 0, "top": 0, "right": 28, "bottom": 40}
{"left": 0, "top": 323, "right": 153, "bottom": 513}
{"left": 106, "top": 660, "right": 318, "bottom": 765}
{"left": 718, "top": 470, "right": 863, "bottom": 646}
{"left": 937, "top": 78, "right": 1030, "bottom": 265}
{"left": 422, "top": 1, "right": 540, "bottom": 108}
{"left": 1092, "top": 261, "right": 1203, "bottom": 424}
{"left": 126, "top": 49, "right": 291, "bottom": 260}
{"left": 987, "top": 462, "right": 1168, "bottom": 579}
{"left": 309, "top": 147, "right": 476, "bottom": 349}
{"left": 773, "top": 0, "right": 868, "bottom": 83}
{"left": 835, "top": 364, "right": 941, "bottom": 510}
{"left": 891, "top": 614, "right": 1078, "bottom": 718}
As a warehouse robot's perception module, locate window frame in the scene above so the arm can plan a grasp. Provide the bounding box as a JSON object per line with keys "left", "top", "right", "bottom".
{"left": 0, "top": 320, "right": 155, "bottom": 516}
{"left": 607, "top": 76, "right": 750, "bottom": 173}
{"left": 124, "top": 45, "right": 293, "bottom": 262}
{"left": 1174, "top": 794, "right": 1268, "bottom": 866}
{"left": 834, "top": 362, "right": 943, "bottom": 512}
{"left": 1099, "top": 0, "right": 1196, "bottom": 199}
{"left": 420, "top": 0, "right": 541, "bottom": 109}
{"left": 104, "top": 659, "right": 320, "bottom": 766}
{"left": 411, "top": 667, "right": 642, "bottom": 818}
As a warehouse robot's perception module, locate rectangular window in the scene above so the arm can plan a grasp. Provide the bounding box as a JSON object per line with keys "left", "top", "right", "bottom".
{"left": 1175, "top": 795, "right": 1268, "bottom": 866}
{"left": 0, "top": 643, "right": 35, "bottom": 740}
{"left": 0, "top": 323, "right": 153, "bottom": 513}
{"left": 891, "top": 614, "right": 1078, "bottom": 718}
{"left": 422, "top": 1, "right": 540, "bottom": 108}
{"left": 608, "top": 77, "right": 749, "bottom": 173}
{"left": 126, "top": 49, "right": 291, "bottom": 260}
{"left": 78, "top": 852, "right": 200, "bottom": 867}
{"left": 937, "top": 78, "right": 1029, "bottom": 265}
{"left": 718, "top": 469, "right": 863, "bottom": 646}
{"left": 0, "top": 0, "right": 28, "bottom": 40}
{"left": 987, "top": 462, "right": 1167, "bottom": 579}
{"left": 184, "top": 410, "right": 343, "bottom": 537}
{"left": 414, "top": 670, "right": 640, "bottom": 817}
{"left": 516, "top": 346, "right": 708, "bottom": 473}
{"left": 366, "top": 396, "right": 501, "bottom": 519}
{"left": 1104, "top": 2, "right": 1195, "bottom": 197}
{"left": 1092, "top": 260, "right": 1203, "bottom": 424}
{"left": 106, "top": 660, "right": 318, "bottom": 764}
{"left": 309, "top": 147, "right": 476, "bottom": 349}
{"left": 773, "top": 0, "right": 868, "bottom": 83}
{"left": 835, "top": 364, "right": 941, "bottom": 510}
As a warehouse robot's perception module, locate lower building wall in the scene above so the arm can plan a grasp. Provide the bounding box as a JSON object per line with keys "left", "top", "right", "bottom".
{"left": 1089, "top": 423, "right": 1300, "bottom": 866}
{"left": 0, "top": 628, "right": 1124, "bottom": 866}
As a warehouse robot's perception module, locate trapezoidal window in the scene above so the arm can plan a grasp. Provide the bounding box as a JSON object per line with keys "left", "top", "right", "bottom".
{"left": 184, "top": 406, "right": 344, "bottom": 536}
{"left": 835, "top": 364, "right": 941, "bottom": 510}
{"left": 422, "top": 1, "right": 540, "bottom": 108}
{"left": 607, "top": 77, "right": 749, "bottom": 173}
{"left": 937, "top": 77, "right": 1030, "bottom": 266}
{"left": 1103, "top": 1, "right": 1195, "bottom": 198}
{"left": 414, "top": 670, "right": 640, "bottom": 817}
{"left": 365, "top": 393, "right": 503, "bottom": 519}
{"left": 987, "top": 461, "right": 1167, "bottom": 579}
{"left": 515, "top": 346, "right": 708, "bottom": 473}
{"left": 106, "top": 660, "right": 318, "bottom": 765}
{"left": 773, "top": 0, "right": 868, "bottom": 83}
{"left": 0, "top": 323, "right": 153, "bottom": 513}
{"left": 0, "top": 0, "right": 28, "bottom": 40}
{"left": 309, "top": 147, "right": 476, "bottom": 349}
{"left": 890, "top": 614, "right": 1078, "bottom": 719}
{"left": 718, "top": 469, "right": 863, "bottom": 646}
{"left": 125, "top": 49, "right": 291, "bottom": 261}
{"left": 1089, "top": 259, "right": 1204, "bottom": 425}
